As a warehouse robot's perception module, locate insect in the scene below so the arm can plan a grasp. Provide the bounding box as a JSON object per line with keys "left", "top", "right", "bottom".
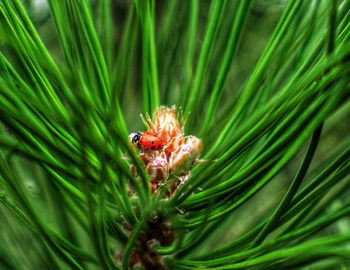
{"left": 132, "top": 131, "right": 164, "bottom": 151}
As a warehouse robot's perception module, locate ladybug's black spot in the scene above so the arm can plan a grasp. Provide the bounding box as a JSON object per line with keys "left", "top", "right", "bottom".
{"left": 140, "top": 140, "right": 143, "bottom": 143}
{"left": 151, "top": 146, "right": 155, "bottom": 150}
{"left": 152, "top": 140, "right": 154, "bottom": 144}
{"left": 158, "top": 144, "right": 161, "bottom": 148}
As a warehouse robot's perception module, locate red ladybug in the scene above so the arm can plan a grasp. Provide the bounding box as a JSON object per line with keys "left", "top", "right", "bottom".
{"left": 132, "top": 131, "right": 164, "bottom": 151}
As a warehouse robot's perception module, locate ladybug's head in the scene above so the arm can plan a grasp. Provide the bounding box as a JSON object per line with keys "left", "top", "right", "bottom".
{"left": 131, "top": 132, "right": 142, "bottom": 149}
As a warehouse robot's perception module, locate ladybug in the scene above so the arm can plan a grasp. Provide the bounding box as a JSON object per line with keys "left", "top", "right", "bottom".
{"left": 132, "top": 131, "right": 164, "bottom": 151}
